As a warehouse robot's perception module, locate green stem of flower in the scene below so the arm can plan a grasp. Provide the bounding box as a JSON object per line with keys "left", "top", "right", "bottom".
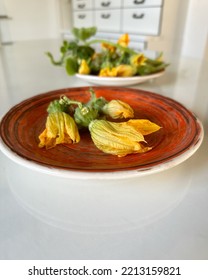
{"left": 59, "top": 96, "right": 83, "bottom": 109}
{"left": 86, "top": 39, "right": 137, "bottom": 55}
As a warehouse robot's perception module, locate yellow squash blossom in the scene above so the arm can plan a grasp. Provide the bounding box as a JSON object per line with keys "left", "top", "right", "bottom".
{"left": 39, "top": 112, "right": 80, "bottom": 149}
{"left": 115, "top": 64, "right": 136, "bottom": 77}
{"left": 102, "top": 100, "right": 134, "bottom": 119}
{"left": 99, "top": 67, "right": 118, "bottom": 77}
{"left": 89, "top": 119, "right": 157, "bottom": 157}
{"left": 101, "top": 42, "right": 116, "bottom": 53}
{"left": 117, "top": 33, "right": 129, "bottom": 47}
{"left": 130, "top": 53, "right": 147, "bottom": 67}
{"left": 78, "top": 59, "right": 90, "bottom": 75}
{"left": 99, "top": 65, "right": 136, "bottom": 77}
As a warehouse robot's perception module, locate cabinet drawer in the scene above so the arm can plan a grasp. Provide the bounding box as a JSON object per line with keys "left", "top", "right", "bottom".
{"left": 95, "top": 0, "right": 122, "bottom": 9}
{"left": 95, "top": 10, "right": 121, "bottom": 32}
{"left": 123, "top": 0, "right": 163, "bottom": 8}
{"left": 72, "top": 0, "right": 93, "bottom": 10}
{"left": 122, "top": 7, "right": 162, "bottom": 35}
{"left": 73, "top": 11, "right": 94, "bottom": 28}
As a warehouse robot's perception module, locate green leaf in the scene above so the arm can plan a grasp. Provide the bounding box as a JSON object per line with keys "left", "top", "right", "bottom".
{"left": 137, "top": 65, "right": 155, "bottom": 75}
{"left": 72, "top": 27, "right": 97, "bottom": 42}
{"left": 89, "top": 54, "right": 103, "bottom": 74}
{"left": 76, "top": 46, "right": 95, "bottom": 59}
{"left": 146, "top": 58, "right": 164, "bottom": 67}
{"left": 137, "top": 63, "right": 169, "bottom": 76}
{"left": 60, "top": 40, "right": 68, "bottom": 54}
{"left": 60, "top": 41, "right": 78, "bottom": 54}
{"left": 101, "top": 60, "right": 114, "bottom": 69}
{"left": 65, "top": 57, "right": 78, "bottom": 76}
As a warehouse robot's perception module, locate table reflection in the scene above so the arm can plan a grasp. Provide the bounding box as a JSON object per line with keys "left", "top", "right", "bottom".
{"left": 4, "top": 154, "right": 191, "bottom": 234}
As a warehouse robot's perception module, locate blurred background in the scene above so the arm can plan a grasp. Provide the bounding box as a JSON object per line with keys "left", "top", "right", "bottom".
{"left": 0, "top": 0, "right": 207, "bottom": 59}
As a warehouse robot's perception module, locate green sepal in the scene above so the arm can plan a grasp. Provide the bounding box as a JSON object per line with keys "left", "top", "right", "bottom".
{"left": 87, "top": 88, "right": 108, "bottom": 112}
{"left": 47, "top": 100, "right": 69, "bottom": 114}
{"left": 74, "top": 105, "right": 99, "bottom": 128}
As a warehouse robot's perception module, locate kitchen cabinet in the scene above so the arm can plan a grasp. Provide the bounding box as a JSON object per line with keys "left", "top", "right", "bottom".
{"left": 95, "top": 0, "right": 122, "bottom": 9}
{"left": 73, "top": 0, "right": 93, "bottom": 10}
{"left": 122, "top": 7, "right": 162, "bottom": 35}
{"left": 73, "top": 10, "right": 94, "bottom": 28}
{"left": 123, "top": 0, "right": 163, "bottom": 7}
{"left": 95, "top": 9, "right": 121, "bottom": 32}
{"left": 72, "top": 0, "right": 163, "bottom": 36}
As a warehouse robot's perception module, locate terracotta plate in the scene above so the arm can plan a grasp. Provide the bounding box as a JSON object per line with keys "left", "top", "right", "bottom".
{"left": 0, "top": 87, "right": 204, "bottom": 179}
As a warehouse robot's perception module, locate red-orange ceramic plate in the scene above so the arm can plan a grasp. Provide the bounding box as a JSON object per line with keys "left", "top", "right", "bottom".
{"left": 0, "top": 87, "right": 204, "bottom": 179}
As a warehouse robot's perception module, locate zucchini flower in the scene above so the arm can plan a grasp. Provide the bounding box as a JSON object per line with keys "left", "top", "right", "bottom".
{"left": 99, "top": 67, "right": 118, "bottom": 77}
{"left": 102, "top": 100, "right": 134, "bottom": 119}
{"left": 115, "top": 64, "right": 136, "bottom": 77}
{"left": 130, "top": 53, "right": 147, "bottom": 67}
{"left": 78, "top": 59, "right": 90, "bottom": 75}
{"left": 117, "top": 33, "right": 129, "bottom": 47}
{"left": 89, "top": 119, "right": 151, "bottom": 157}
{"left": 101, "top": 42, "right": 116, "bottom": 53}
{"left": 39, "top": 112, "right": 80, "bottom": 149}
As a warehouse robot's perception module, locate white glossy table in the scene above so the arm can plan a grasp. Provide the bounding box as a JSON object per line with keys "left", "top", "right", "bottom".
{"left": 0, "top": 39, "right": 208, "bottom": 260}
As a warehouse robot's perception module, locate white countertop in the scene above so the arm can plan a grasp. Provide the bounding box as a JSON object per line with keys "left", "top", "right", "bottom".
{"left": 0, "top": 39, "right": 208, "bottom": 260}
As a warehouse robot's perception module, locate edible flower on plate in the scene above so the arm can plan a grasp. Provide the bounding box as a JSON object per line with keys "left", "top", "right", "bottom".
{"left": 46, "top": 27, "right": 169, "bottom": 78}
{"left": 38, "top": 88, "right": 161, "bottom": 156}
{"left": 39, "top": 112, "right": 80, "bottom": 149}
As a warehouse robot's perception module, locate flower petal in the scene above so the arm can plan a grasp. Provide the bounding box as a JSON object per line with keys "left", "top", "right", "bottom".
{"left": 117, "top": 33, "right": 129, "bottom": 47}
{"left": 116, "top": 64, "right": 136, "bottom": 77}
{"left": 127, "top": 119, "right": 161, "bottom": 135}
{"left": 78, "top": 59, "right": 90, "bottom": 74}
{"left": 130, "top": 54, "right": 147, "bottom": 67}
{"left": 102, "top": 100, "right": 134, "bottom": 119}
{"left": 89, "top": 119, "right": 148, "bottom": 157}
{"left": 99, "top": 67, "right": 118, "bottom": 77}
{"left": 39, "top": 112, "right": 80, "bottom": 149}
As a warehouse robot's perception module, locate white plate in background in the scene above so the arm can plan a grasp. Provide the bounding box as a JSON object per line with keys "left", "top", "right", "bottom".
{"left": 75, "top": 71, "right": 165, "bottom": 86}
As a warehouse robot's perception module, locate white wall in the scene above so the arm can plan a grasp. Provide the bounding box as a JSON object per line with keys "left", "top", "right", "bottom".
{"left": 148, "top": 0, "right": 208, "bottom": 59}
{"left": 181, "top": 0, "right": 208, "bottom": 59}
{"left": 3, "top": 0, "right": 60, "bottom": 41}
{"left": 59, "top": 0, "right": 72, "bottom": 32}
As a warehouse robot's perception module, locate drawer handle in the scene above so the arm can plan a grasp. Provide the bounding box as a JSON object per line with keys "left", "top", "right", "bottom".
{"left": 0, "top": 15, "right": 11, "bottom": 20}
{"left": 78, "top": 14, "right": 86, "bottom": 19}
{"left": 134, "top": 0, "right": 145, "bottom": 4}
{"left": 101, "top": 2, "right": 111, "bottom": 7}
{"left": 77, "top": 4, "right": 86, "bottom": 9}
{"left": 101, "top": 13, "right": 111, "bottom": 19}
{"left": 132, "top": 13, "right": 144, "bottom": 19}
